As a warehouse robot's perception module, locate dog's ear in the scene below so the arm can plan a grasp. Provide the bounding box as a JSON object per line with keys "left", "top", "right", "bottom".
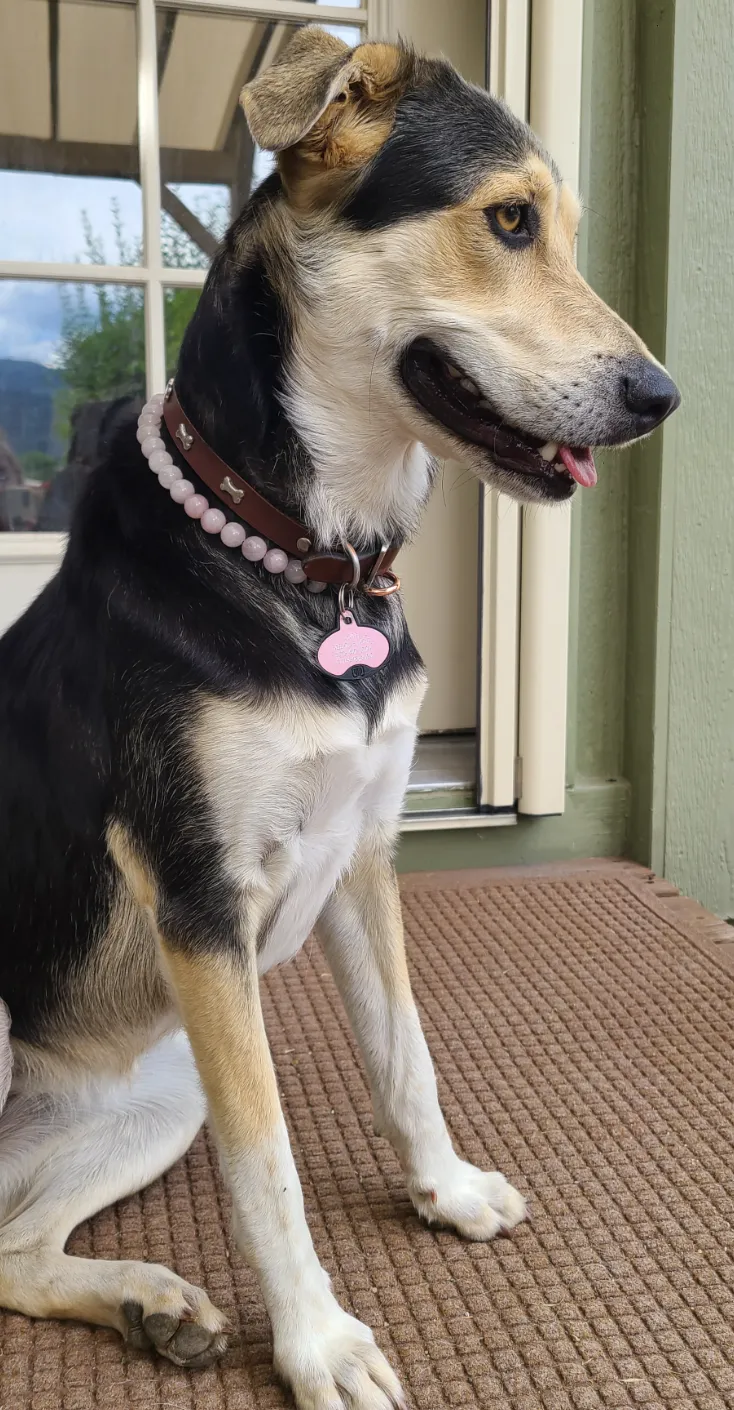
{"left": 241, "top": 26, "right": 413, "bottom": 174}
{"left": 242, "top": 27, "right": 355, "bottom": 153}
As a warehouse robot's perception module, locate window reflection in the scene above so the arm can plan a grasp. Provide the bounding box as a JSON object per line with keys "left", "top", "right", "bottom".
{"left": 0, "top": 0, "right": 142, "bottom": 263}
{"left": 157, "top": 12, "right": 361, "bottom": 264}
{"left": 164, "top": 286, "right": 202, "bottom": 381}
{"left": 0, "top": 281, "right": 142, "bottom": 532}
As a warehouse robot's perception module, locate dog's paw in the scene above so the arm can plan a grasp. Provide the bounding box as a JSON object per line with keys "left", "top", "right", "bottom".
{"left": 274, "top": 1303, "right": 405, "bottom": 1410}
{"left": 409, "top": 1161, "right": 528, "bottom": 1241}
{"left": 120, "top": 1266, "right": 228, "bottom": 1368}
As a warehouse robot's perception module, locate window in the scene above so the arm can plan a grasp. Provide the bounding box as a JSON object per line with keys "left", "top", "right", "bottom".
{"left": 0, "top": 0, "right": 368, "bottom": 533}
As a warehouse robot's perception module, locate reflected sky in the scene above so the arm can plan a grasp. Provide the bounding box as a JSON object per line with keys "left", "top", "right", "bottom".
{"left": 0, "top": 0, "right": 360, "bottom": 369}
{"left": 0, "top": 177, "right": 234, "bottom": 363}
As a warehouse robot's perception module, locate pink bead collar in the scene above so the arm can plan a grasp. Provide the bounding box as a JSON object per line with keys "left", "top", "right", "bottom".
{"left": 137, "top": 394, "right": 327, "bottom": 592}
{"left": 137, "top": 393, "right": 394, "bottom": 678}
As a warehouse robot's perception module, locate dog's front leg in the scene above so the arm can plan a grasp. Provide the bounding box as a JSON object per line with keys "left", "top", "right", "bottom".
{"left": 317, "top": 833, "right": 528, "bottom": 1240}
{"left": 160, "top": 937, "right": 404, "bottom": 1410}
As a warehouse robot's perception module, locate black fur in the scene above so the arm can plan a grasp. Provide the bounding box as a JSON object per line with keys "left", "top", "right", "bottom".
{"left": 0, "top": 51, "right": 540, "bottom": 1050}
{"left": 0, "top": 178, "right": 421, "bottom": 1047}
{"left": 344, "top": 60, "right": 544, "bottom": 230}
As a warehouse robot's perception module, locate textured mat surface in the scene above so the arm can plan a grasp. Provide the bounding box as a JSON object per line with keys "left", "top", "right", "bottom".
{"left": 2, "top": 864, "right": 734, "bottom": 1410}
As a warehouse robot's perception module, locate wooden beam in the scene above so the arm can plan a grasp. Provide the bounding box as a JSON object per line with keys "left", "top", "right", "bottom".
{"left": 0, "top": 135, "right": 235, "bottom": 185}
{"left": 48, "top": 0, "right": 59, "bottom": 141}
{"left": 160, "top": 183, "right": 219, "bottom": 258}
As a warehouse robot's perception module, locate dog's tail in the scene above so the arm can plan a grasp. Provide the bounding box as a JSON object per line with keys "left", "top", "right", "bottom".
{"left": 0, "top": 1000, "right": 11, "bottom": 1115}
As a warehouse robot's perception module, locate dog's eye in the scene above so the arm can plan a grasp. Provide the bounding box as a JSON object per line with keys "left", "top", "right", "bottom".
{"left": 496, "top": 205, "right": 523, "bottom": 232}
{"left": 487, "top": 203, "right": 534, "bottom": 245}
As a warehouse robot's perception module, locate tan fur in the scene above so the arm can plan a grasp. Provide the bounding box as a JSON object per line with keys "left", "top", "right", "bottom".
{"left": 158, "top": 944, "right": 279, "bottom": 1153}
{"left": 243, "top": 30, "right": 415, "bottom": 209}
{"left": 107, "top": 818, "right": 157, "bottom": 912}
{"left": 339, "top": 837, "right": 413, "bottom": 1009}
{"left": 11, "top": 823, "right": 171, "bottom": 1093}
{"left": 399, "top": 161, "right": 627, "bottom": 358}
{"left": 241, "top": 25, "right": 350, "bottom": 152}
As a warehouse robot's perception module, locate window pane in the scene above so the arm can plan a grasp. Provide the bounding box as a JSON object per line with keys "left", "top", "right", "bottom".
{"left": 0, "top": 280, "right": 143, "bottom": 533}
{"left": 157, "top": 11, "right": 362, "bottom": 268}
{"left": 164, "top": 286, "right": 202, "bottom": 383}
{"left": 0, "top": 0, "right": 142, "bottom": 264}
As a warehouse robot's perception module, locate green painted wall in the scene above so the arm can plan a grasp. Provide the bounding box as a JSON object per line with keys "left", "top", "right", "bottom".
{"left": 624, "top": 0, "right": 676, "bottom": 869}
{"left": 651, "top": 0, "right": 734, "bottom": 917}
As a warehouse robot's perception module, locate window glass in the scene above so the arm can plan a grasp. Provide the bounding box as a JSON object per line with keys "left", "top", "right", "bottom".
{"left": 157, "top": 11, "right": 361, "bottom": 265}
{"left": 164, "top": 285, "right": 202, "bottom": 382}
{"left": 0, "top": 0, "right": 142, "bottom": 263}
{"left": 0, "top": 280, "right": 143, "bottom": 532}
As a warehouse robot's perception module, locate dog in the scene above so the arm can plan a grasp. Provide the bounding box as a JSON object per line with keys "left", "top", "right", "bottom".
{"left": 0, "top": 26, "right": 679, "bottom": 1409}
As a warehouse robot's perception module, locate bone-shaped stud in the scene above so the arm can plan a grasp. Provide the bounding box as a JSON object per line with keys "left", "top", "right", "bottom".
{"left": 220, "top": 475, "right": 244, "bottom": 504}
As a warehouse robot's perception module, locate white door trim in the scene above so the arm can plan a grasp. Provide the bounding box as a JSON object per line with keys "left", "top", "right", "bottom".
{"left": 516, "top": 0, "right": 584, "bottom": 816}
{"left": 477, "top": 0, "right": 530, "bottom": 810}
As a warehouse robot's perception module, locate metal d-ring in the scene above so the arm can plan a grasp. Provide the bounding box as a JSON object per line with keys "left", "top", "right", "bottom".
{"left": 338, "top": 541, "right": 361, "bottom": 616}
{"left": 363, "top": 541, "right": 400, "bottom": 596}
{"left": 364, "top": 569, "right": 401, "bottom": 596}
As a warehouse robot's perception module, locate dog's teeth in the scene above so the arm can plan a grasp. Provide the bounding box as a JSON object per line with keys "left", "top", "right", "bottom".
{"left": 539, "top": 441, "right": 559, "bottom": 461}
{"left": 460, "top": 378, "right": 479, "bottom": 396}
{"left": 445, "top": 363, "right": 462, "bottom": 379}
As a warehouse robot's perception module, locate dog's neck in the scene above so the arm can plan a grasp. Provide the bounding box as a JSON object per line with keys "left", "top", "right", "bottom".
{"left": 284, "top": 304, "right": 433, "bottom": 549}
{"left": 175, "top": 181, "right": 433, "bottom": 553}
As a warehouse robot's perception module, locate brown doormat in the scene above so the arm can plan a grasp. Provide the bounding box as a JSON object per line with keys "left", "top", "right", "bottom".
{"left": 2, "top": 862, "right": 734, "bottom": 1410}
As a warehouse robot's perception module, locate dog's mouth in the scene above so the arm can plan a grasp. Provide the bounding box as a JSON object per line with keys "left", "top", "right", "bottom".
{"left": 400, "top": 338, "right": 597, "bottom": 495}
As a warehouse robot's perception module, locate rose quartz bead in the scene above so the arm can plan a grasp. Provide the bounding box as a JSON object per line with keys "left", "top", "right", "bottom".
{"left": 137, "top": 421, "right": 158, "bottom": 443}
{"left": 242, "top": 535, "right": 267, "bottom": 562}
{"left": 141, "top": 435, "right": 164, "bottom": 456}
{"left": 263, "top": 548, "right": 287, "bottom": 574}
{"left": 158, "top": 466, "right": 182, "bottom": 488}
{"left": 307, "top": 580, "right": 327, "bottom": 593}
{"left": 284, "top": 558, "right": 307, "bottom": 584}
{"left": 201, "top": 507, "right": 226, "bottom": 535}
{"left": 170, "top": 479, "right": 194, "bottom": 503}
{"left": 184, "top": 494, "right": 208, "bottom": 519}
{"left": 148, "top": 449, "right": 172, "bottom": 472}
{"left": 220, "top": 522, "right": 246, "bottom": 548}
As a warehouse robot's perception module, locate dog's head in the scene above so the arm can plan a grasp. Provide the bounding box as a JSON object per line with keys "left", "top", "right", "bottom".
{"left": 238, "top": 27, "right": 678, "bottom": 522}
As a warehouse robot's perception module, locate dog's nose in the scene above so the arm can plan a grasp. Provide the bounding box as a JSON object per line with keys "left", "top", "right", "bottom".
{"left": 621, "top": 356, "right": 680, "bottom": 433}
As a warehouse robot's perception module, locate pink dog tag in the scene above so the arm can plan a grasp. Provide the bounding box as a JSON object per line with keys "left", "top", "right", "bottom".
{"left": 317, "top": 612, "right": 390, "bottom": 678}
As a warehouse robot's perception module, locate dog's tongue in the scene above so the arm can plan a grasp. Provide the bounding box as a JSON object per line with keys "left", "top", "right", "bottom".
{"left": 558, "top": 444, "right": 597, "bottom": 488}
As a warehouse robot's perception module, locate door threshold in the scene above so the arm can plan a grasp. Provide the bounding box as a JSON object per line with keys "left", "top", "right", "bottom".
{"left": 406, "top": 733, "right": 476, "bottom": 812}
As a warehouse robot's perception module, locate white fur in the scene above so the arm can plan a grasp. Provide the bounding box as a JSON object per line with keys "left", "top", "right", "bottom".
{"left": 0, "top": 1033, "right": 227, "bottom": 1359}
{"left": 318, "top": 853, "right": 527, "bottom": 1242}
{"left": 190, "top": 676, "right": 525, "bottom": 1408}
{"left": 0, "top": 1000, "right": 11, "bottom": 1117}
{"left": 229, "top": 1113, "right": 404, "bottom": 1409}
{"left": 194, "top": 684, "right": 424, "bottom": 975}
{"left": 0, "top": 675, "right": 525, "bottom": 1406}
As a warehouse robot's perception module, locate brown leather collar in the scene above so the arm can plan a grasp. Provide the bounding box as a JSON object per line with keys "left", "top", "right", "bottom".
{"left": 162, "top": 383, "right": 399, "bottom": 591}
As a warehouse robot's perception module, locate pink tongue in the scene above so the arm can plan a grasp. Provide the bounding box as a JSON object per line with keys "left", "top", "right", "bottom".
{"left": 558, "top": 444, "right": 597, "bottom": 488}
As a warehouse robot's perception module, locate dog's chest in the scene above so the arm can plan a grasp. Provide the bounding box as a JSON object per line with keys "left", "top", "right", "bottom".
{"left": 193, "top": 685, "right": 423, "bottom": 973}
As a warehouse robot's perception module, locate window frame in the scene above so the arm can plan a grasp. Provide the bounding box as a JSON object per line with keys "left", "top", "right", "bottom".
{"left": 0, "top": 0, "right": 370, "bottom": 417}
